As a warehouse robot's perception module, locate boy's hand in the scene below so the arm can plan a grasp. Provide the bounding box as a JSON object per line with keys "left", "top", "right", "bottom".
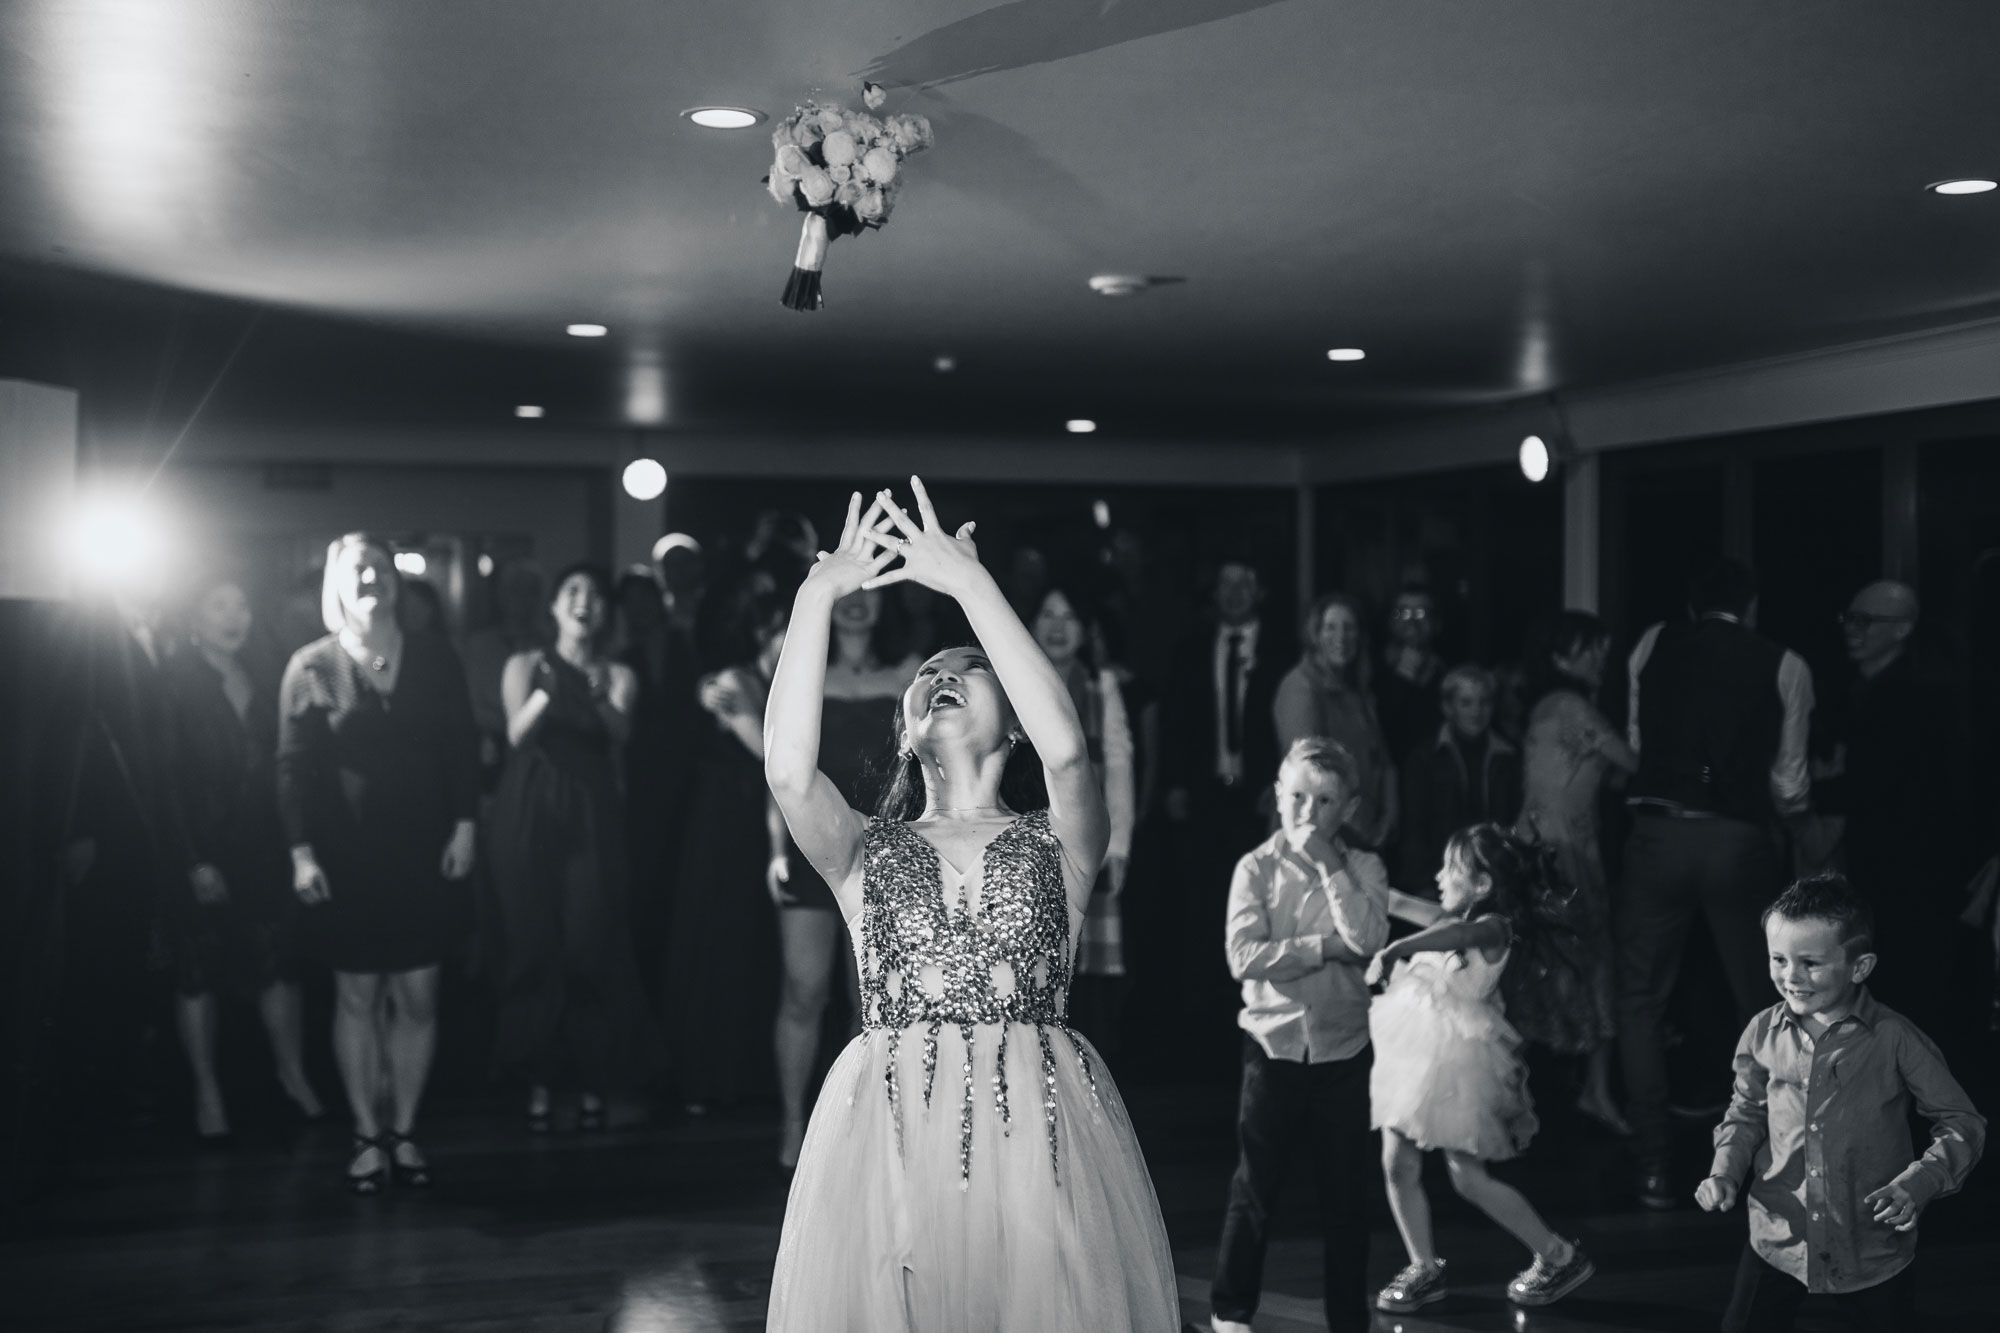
{"left": 1863, "top": 1180, "right": 1922, "bottom": 1232}
{"left": 1286, "top": 824, "right": 1345, "bottom": 875}
{"left": 1695, "top": 1176, "right": 1738, "bottom": 1212}
{"left": 1364, "top": 946, "right": 1397, "bottom": 988}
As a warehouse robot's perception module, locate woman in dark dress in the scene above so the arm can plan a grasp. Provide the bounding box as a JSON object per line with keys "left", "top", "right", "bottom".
{"left": 765, "top": 587, "right": 917, "bottom": 1166}
{"left": 490, "top": 563, "right": 659, "bottom": 1131}
{"left": 665, "top": 594, "right": 788, "bottom": 1115}
{"left": 165, "top": 574, "right": 323, "bottom": 1139}
{"left": 278, "top": 535, "right": 479, "bottom": 1193}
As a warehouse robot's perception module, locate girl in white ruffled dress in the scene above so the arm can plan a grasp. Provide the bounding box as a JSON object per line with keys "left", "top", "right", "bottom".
{"left": 1365, "top": 823, "right": 1596, "bottom": 1313}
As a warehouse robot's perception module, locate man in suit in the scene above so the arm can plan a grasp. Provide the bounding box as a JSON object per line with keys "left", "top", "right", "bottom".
{"left": 1162, "top": 560, "right": 1285, "bottom": 1062}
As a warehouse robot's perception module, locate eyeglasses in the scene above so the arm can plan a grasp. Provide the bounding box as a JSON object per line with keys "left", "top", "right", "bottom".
{"left": 1838, "top": 612, "right": 1911, "bottom": 630}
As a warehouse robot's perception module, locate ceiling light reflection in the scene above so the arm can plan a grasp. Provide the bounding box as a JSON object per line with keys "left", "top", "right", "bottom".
{"left": 567, "top": 323, "right": 609, "bottom": 338}
{"left": 1066, "top": 419, "right": 1097, "bottom": 434}
{"left": 1326, "top": 348, "right": 1366, "bottom": 362}
{"left": 1929, "top": 179, "right": 1998, "bottom": 195}
{"left": 51, "top": 4, "right": 218, "bottom": 237}
{"left": 625, "top": 357, "right": 667, "bottom": 425}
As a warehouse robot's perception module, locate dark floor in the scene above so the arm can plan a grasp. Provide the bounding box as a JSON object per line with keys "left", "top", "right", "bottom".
{"left": 3, "top": 1053, "right": 1996, "bottom": 1333}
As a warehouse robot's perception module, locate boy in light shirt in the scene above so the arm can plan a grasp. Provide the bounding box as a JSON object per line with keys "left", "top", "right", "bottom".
{"left": 1208, "top": 738, "right": 1390, "bottom": 1333}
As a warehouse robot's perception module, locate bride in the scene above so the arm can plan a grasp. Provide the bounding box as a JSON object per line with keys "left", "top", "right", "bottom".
{"left": 762, "top": 480, "right": 1180, "bottom": 1331}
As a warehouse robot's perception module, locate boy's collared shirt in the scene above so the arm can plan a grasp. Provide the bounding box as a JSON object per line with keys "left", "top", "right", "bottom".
{"left": 1225, "top": 831, "right": 1390, "bottom": 1064}
{"left": 1710, "top": 989, "right": 1985, "bottom": 1294}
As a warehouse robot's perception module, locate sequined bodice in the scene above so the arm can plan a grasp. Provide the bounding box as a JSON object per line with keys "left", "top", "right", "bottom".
{"left": 857, "top": 810, "right": 1071, "bottom": 1030}
{"left": 852, "top": 809, "right": 1101, "bottom": 1188}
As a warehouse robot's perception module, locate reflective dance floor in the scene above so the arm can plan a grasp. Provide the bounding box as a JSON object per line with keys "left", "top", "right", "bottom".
{"left": 5, "top": 1077, "right": 1995, "bottom": 1331}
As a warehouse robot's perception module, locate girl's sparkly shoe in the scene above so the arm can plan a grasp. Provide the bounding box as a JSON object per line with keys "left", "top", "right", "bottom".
{"left": 1507, "top": 1241, "right": 1595, "bottom": 1306}
{"left": 1375, "top": 1257, "right": 1448, "bottom": 1312}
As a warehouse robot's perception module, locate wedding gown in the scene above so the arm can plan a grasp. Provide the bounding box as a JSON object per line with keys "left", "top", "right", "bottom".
{"left": 766, "top": 809, "right": 1180, "bottom": 1331}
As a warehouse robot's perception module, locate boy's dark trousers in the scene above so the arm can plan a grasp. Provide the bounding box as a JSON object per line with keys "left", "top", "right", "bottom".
{"left": 1211, "top": 1036, "right": 1373, "bottom": 1333}
{"left": 1722, "top": 1246, "right": 1917, "bottom": 1332}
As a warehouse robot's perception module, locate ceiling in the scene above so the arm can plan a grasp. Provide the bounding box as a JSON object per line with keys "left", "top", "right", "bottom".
{"left": 4, "top": 0, "right": 2000, "bottom": 440}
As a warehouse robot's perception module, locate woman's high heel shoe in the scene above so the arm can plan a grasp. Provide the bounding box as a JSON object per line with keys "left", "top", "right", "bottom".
{"left": 346, "top": 1134, "right": 388, "bottom": 1196}
{"left": 383, "top": 1129, "right": 432, "bottom": 1189}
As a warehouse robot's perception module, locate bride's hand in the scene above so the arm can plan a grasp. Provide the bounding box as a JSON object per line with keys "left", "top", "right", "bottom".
{"left": 862, "top": 476, "right": 980, "bottom": 596}
{"left": 802, "top": 491, "right": 898, "bottom": 602}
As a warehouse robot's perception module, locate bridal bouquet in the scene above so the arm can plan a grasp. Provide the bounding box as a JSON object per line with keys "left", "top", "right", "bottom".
{"left": 765, "top": 82, "right": 934, "bottom": 311}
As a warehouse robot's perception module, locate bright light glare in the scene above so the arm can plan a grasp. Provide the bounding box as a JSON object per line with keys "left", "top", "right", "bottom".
{"left": 1066, "top": 419, "right": 1097, "bottom": 434}
{"left": 1929, "top": 179, "right": 1998, "bottom": 195}
{"left": 933, "top": 355, "right": 957, "bottom": 373}
{"left": 1091, "top": 500, "right": 1112, "bottom": 529}
{"left": 515, "top": 404, "right": 544, "bottom": 419}
{"left": 623, "top": 458, "right": 668, "bottom": 501}
{"left": 477, "top": 554, "right": 495, "bottom": 577}
{"left": 1326, "top": 348, "right": 1366, "bottom": 362}
{"left": 567, "top": 323, "right": 609, "bottom": 338}
{"left": 66, "top": 490, "right": 170, "bottom": 591}
{"left": 684, "top": 107, "right": 764, "bottom": 130}
{"left": 1519, "top": 434, "right": 1551, "bottom": 483}
{"left": 394, "top": 551, "right": 428, "bottom": 577}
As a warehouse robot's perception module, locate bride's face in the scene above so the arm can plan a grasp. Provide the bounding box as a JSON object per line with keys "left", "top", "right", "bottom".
{"left": 903, "top": 647, "right": 1013, "bottom": 757}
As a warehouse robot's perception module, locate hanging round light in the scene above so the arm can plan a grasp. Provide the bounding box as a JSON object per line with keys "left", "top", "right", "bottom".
{"left": 622, "top": 458, "right": 668, "bottom": 501}
{"left": 1518, "top": 434, "right": 1551, "bottom": 483}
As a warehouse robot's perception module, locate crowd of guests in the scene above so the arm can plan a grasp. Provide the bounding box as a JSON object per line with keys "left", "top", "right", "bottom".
{"left": 31, "top": 503, "right": 1998, "bottom": 1324}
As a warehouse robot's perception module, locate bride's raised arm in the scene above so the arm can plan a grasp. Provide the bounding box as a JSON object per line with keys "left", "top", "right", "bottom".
{"left": 764, "top": 492, "right": 898, "bottom": 913}
{"left": 867, "top": 478, "right": 1110, "bottom": 896}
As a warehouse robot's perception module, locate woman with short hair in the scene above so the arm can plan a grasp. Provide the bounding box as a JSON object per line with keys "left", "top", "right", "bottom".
{"left": 277, "top": 534, "right": 479, "bottom": 1193}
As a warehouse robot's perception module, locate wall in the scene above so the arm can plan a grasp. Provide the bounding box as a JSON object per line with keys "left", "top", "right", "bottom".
{"left": 157, "top": 459, "right": 605, "bottom": 631}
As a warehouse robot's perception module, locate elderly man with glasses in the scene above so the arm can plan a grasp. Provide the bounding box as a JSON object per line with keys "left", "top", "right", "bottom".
{"left": 1814, "top": 579, "right": 1943, "bottom": 1028}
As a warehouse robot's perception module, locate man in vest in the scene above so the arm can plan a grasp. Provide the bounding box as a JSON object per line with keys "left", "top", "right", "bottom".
{"left": 1617, "top": 557, "right": 1815, "bottom": 1211}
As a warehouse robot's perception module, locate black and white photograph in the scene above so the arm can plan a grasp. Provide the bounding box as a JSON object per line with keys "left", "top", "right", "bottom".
{"left": 1, "top": 4, "right": 1996, "bottom": 1330}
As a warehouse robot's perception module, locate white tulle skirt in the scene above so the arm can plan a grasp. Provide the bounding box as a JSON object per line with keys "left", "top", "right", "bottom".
{"left": 1368, "top": 961, "right": 1539, "bottom": 1161}
{"left": 767, "top": 1023, "right": 1180, "bottom": 1332}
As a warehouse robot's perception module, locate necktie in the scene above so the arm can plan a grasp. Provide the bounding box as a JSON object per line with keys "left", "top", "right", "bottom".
{"left": 1224, "top": 630, "right": 1244, "bottom": 755}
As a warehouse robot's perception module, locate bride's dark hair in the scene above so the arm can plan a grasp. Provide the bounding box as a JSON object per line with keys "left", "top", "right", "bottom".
{"left": 873, "top": 652, "right": 1048, "bottom": 821}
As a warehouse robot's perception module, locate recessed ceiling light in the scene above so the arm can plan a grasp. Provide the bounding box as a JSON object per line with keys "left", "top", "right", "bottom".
{"left": 1088, "top": 275, "right": 1150, "bottom": 297}
{"left": 566, "top": 323, "right": 608, "bottom": 338}
{"left": 1066, "top": 419, "right": 1097, "bottom": 434}
{"left": 515, "top": 404, "right": 544, "bottom": 419}
{"left": 1326, "top": 347, "right": 1366, "bottom": 362}
{"left": 1929, "top": 178, "right": 1998, "bottom": 195}
{"left": 682, "top": 106, "right": 766, "bottom": 130}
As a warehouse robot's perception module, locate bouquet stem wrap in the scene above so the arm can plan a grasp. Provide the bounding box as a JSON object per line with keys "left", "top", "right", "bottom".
{"left": 765, "top": 94, "right": 932, "bottom": 312}
{"left": 782, "top": 213, "right": 830, "bottom": 312}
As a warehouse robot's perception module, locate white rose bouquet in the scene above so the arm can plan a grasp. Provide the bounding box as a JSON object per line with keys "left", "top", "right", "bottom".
{"left": 765, "top": 82, "right": 934, "bottom": 311}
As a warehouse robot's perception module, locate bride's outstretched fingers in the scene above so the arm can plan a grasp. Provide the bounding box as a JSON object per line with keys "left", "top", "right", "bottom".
{"left": 860, "top": 484, "right": 981, "bottom": 595}
{"left": 804, "top": 490, "right": 897, "bottom": 597}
